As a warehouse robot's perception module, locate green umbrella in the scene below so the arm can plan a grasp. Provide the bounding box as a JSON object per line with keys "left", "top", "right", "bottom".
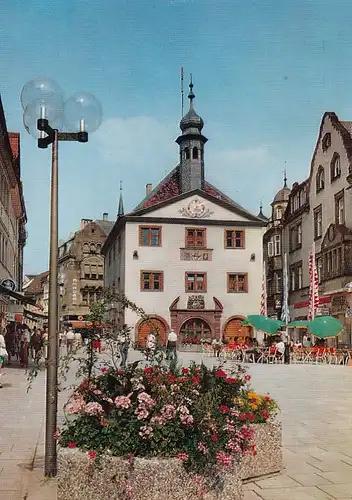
{"left": 241, "top": 315, "right": 283, "bottom": 335}
{"left": 287, "top": 320, "right": 310, "bottom": 329}
{"left": 308, "top": 316, "right": 343, "bottom": 339}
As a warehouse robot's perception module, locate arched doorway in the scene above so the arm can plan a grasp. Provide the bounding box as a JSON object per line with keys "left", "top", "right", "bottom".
{"left": 137, "top": 317, "right": 167, "bottom": 347}
{"left": 180, "top": 318, "right": 211, "bottom": 342}
{"left": 223, "top": 316, "right": 252, "bottom": 344}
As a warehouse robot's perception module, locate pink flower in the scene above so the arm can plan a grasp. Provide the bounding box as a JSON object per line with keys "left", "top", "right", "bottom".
{"left": 176, "top": 452, "right": 189, "bottom": 462}
{"left": 139, "top": 425, "right": 153, "bottom": 439}
{"left": 68, "top": 442, "right": 77, "bottom": 448}
{"left": 135, "top": 407, "right": 149, "bottom": 420}
{"left": 244, "top": 375, "right": 251, "bottom": 381}
{"left": 101, "top": 367, "right": 109, "bottom": 373}
{"left": 53, "top": 428, "right": 61, "bottom": 441}
{"left": 87, "top": 451, "right": 97, "bottom": 460}
{"left": 178, "top": 405, "right": 189, "bottom": 415}
{"left": 181, "top": 368, "right": 189, "bottom": 375}
{"left": 85, "top": 402, "right": 104, "bottom": 416}
{"left": 216, "top": 369, "right": 227, "bottom": 379}
{"left": 137, "top": 392, "right": 156, "bottom": 409}
{"left": 197, "top": 442, "right": 209, "bottom": 455}
{"left": 180, "top": 413, "right": 194, "bottom": 426}
{"left": 115, "top": 395, "right": 132, "bottom": 409}
{"left": 66, "top": 393, "right": 86, "bottom": 415}
{"left": 160, "top": 404, "right": 176, "bottom": 420}
{"left": 150, "top": 415, "right": 166, "bottom": 425}
{"left": 216, "top": 451, "right": 232, "bottom": 468}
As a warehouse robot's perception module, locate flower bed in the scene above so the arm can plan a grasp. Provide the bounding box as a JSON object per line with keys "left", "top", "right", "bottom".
{"left": 58, "top": 363, "right": 281, "bottom": 499}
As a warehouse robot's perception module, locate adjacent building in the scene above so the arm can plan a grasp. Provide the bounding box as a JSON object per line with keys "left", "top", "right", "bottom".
{"left": 58, "top": 214, "right": 114, "bottom": 327}
{"left": 264, "top": 112, "right": 352, "bottom": 345}
{"left": 102, "top": 82, "right": 266, "bottom": 346}
{"left": 0, "top": 96, "right": 28, "bottom": 329}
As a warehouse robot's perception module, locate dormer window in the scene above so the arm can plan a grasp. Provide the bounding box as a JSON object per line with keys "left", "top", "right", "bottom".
{"left": 322, "top": 133, "right": 331, "bottom": 152}
{"left": 331, "top": 153, "right": 341, "bottom": 181}
{"left": 192, "top": 147, "right": 198, "bottom": 159}
{"left": 316, "top": 166, "right": 325, "bottom": 193}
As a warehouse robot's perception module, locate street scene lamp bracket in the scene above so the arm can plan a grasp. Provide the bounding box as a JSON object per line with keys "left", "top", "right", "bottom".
{"left": 37, "top": 118, "right": 89, "bottom": 149}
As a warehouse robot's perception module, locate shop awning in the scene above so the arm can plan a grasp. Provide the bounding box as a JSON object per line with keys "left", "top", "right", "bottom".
{"left": 24, "top": 310, "right": 48, "bottom": 320}
{"left": 0, "top": 284, "right": 37, "bottom": 306}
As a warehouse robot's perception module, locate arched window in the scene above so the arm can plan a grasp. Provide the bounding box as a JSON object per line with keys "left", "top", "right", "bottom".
{"left": 180, "top": 318, "right": 211, "bottom": 341}
{"left": 184, "top": 147, "right": 190, "bottom": 160}
{"left": 90, "top": 243, "right": 96, "bottom": 254}
{"left": 96, "top": 244, "right": 102, "bottom": 253}
{"left": 275, "top": 206, "right": 282, "bottom": 220}
{"left": 322, "top": 133, "right": 331, "bottom": 152}
{"left": 316, "top": 166, "right": 325, "bottom": 193}
{"left": 83, "top": 243, "right": 89, "bottom": 254}
{"left": 331, "top": 153, "right": 341, "bottom": 181}
{"left": 192, "top": 147, "right": 198, "bottom": 159}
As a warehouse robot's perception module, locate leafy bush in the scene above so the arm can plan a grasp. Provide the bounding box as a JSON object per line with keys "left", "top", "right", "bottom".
{"left": 59, "top": 362, "right": 278, "bottom": 477}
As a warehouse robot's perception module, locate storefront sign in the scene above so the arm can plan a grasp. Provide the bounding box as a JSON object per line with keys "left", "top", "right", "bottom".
{"left": 294, "top": 296, "right": 331, "bottom": 309}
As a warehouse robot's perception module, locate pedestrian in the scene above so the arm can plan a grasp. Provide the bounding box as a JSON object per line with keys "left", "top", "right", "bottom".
{"left": 20, "top": 326, "right": 30, "bottom": 370}
{"left": 166, "top": 329, "right": 178, "bottom": 362}
{"left": 0, "top": 331, "right": 8, "bottom": 388}
{"left": 212, "top": 338, "right": 222, "bottom": 358}
{"left": 146, "top": 331, "right": 156, "bottom": 360}
{"left": 74, "top": 330, "right": 82, "bottom": 349}
{"left": 4, "top": 323, "right": 15, "bottom": 365}
{"left": 284, "top": 333, "right": 290, "bottom": 364}
{"left": 118, "top": 325, "right": 131, "bottom": 369}
{"left": 66, "top": 328, "right": 75, "bottom": 354}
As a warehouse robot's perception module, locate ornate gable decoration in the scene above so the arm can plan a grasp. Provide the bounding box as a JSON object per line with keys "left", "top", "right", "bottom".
{"left": 178, "top": 197, "right": 214, "bottom": 219}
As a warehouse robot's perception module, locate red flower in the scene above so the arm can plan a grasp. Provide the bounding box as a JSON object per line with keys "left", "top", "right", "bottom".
{"left": 262, "top": 409, "right": 270, "bottom": 419}
{"left": 246, "top": 413, "right": 255, "bottom": 422}
{"left": 117, "top": 369, "right": 124, "bottom": 375}
{"left": 219, "top": 405, "right": 229, "bottom": 414}
{"left": 192, "top": 376, "right": 200, "bottom": 385}
{"left": 101, "top": 367, "right": 108, "bottom": 373}
{"left": 215, "top": 369, "right": 227, "bottom": 379}
{"left": 226, "top": 377, "right": 237, "bottom": 384}
{"left": 264, "top": 395, "right": 271, "bottom": 401}
{"left": 244, "top": 375, "right": 251, "bottom": 381}
{"left": 211, "top": 434, "right": 218, "bottom": 441}
{"left": 181, "top": 368, "right": 189, "bottom": 375}
{"left": 144, "top": 367, "right": 153, "bottom": 374}
{"left": 179, "top": 376, "right": 187, "bottom": 383}
{"left": 87, "top": 451, "right": 97, "bottom": 460}
{"left": 68, "top": 442, "right": 77, "bottom": 448}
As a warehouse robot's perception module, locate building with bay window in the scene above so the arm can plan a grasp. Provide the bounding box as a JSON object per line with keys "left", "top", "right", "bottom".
{"left": 102, "top": 82, "right": 266, "bottom": 346}
{"left": 264, "top": 112, "right": 352, "bottom": 345}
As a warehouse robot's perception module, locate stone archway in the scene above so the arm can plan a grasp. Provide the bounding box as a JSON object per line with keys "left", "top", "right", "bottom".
{"left": 223, "top": 315, "right": 252, "bottom": 343}
{"left": 180, "top": 317, "right": 212, "bottom": 342}
{"left": 135, "top": 315, "right": 169, "bottom": 347}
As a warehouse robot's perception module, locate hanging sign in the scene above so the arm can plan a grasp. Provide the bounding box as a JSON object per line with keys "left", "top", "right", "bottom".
{"left": 1, "top": 278, "right": 16, "bottom": 292}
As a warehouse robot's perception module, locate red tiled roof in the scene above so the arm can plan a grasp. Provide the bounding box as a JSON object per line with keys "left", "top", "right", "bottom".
{"left": 24, "top": 271, "right": 49, "bottom": 295}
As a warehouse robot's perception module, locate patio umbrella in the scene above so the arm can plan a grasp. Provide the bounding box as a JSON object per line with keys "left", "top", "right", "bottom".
{"left": 287, "top": 320, "right": 310, "bottom": 329}
{"left": 241, "top": 315, "right": 283, "bottom": 335}
{"left": 307, "top": 316, "right": 343, "bottom": 339}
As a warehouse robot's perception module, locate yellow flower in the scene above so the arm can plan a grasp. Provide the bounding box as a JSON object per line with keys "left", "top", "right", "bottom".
{"left": 250, "top": 403, "right": 258, "bottom": 410}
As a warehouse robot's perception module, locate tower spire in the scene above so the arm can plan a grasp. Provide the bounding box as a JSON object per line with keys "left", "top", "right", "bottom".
{"left": 188, "top": 74, "right": 195, "bottom": 109}
{"left": 284, "top": 163, "right": 287, "bottom": 188}
{"left": 118, "top": 181, "right": 124, "bottom": 217}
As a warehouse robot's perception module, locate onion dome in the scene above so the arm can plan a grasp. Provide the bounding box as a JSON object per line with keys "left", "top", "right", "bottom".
{"left": 179, "top": 81, "right": 204, "bottom": 133}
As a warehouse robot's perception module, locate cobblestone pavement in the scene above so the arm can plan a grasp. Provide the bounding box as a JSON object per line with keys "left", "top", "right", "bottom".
{"left": 2, "top": 351, "right": 352, "bottom": 499}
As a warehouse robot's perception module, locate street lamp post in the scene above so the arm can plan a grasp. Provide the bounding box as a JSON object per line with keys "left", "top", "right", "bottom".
{"left": 21, "top": 78, "right": 102, "bottom": 477}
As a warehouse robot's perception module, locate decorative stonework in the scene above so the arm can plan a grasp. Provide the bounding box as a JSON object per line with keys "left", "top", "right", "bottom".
{"left": 187, "top": 295, "right": 205, "bottom": 310}
{"left": 178, "top": 197, "right": 214, "bottom": 218}
{"left": 180, "top": 249, "right": 212, "bottom": 261}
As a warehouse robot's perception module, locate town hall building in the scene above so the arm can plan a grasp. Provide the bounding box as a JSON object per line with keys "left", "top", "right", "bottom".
{"left": 102, "top": 82, "right": 266, "bottom": 346}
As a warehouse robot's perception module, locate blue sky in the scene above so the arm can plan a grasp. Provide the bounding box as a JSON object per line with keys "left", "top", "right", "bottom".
{"left": 2, "top": 0, "right": 352, "bottom": 273}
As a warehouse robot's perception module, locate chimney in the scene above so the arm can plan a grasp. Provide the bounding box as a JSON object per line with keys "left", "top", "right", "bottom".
{"left": 80, "top": 218, "right": 93, "bottom": 230}
{"left": 103, "top": 212, "right": 108, "bottom": 221}
{"left": 146, "top": 183, "right": 152, "bottom": 196}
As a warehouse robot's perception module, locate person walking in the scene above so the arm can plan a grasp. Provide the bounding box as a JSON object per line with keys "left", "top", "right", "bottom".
{"left": 74, "top": 330, "right": 82, "bottom": 349}
{"left": 118, "top": 325, "right": 131, "bottom": 369}
{"left": 66, "top": 328, "right": 75, "bottom": 354}
{"left": 166, "top": 329, "right": 178, "bottom": 362}
{"left": 0, "top": 331, "right": 8, "bottom": 388}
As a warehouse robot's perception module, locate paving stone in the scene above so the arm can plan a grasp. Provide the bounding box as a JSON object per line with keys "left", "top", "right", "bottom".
{"left": 256, "top": 486, "right": 335, "bottom": 499}
{"left": 318, "top": 482, "right": 352, "bottom": 498}
{"left": 255, "top": 474, "right": 302, "bottom": 489}
{"left": 287, "top": 473, "right": 333, "bottom": 487}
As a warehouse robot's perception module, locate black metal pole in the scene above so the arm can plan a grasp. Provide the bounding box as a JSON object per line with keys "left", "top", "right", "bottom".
{"left": 44, "top": 129, "right": 59, "bottom": 476}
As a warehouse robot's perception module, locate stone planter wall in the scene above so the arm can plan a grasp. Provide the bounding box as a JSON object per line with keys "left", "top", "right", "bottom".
{"left": 58, "top": 452, "right": 243, "bottom": 500}
{"left": 241, "top": 422, "right": 282, "bottom": 480}
{"left": 58, "top": 422, "right": 282, "bottom": 500}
